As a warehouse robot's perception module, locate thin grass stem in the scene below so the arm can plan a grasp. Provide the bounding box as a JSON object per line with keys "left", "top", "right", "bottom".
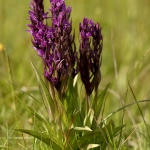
{"left": 4, "top": 48, "right": 17, "bottom": 124}
{"left": 128, "top": 81, "right": 150, "bottom": 140}
{"left": 102, "top": 99, "right": 150, "bottom": 122}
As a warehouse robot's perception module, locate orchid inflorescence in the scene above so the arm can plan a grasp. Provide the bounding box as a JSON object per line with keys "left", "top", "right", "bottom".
{"left": 28, "top": 0, "right": 103, "bottom": 97}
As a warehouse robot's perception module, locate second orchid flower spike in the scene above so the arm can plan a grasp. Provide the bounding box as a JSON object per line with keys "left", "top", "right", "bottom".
{"left": 79, "top": 18, "right": 103, "bottom": 96}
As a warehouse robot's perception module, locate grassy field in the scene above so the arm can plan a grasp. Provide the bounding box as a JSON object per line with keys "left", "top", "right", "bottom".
{"left": 0, "top": 0, "right": 150, "bottom": 149}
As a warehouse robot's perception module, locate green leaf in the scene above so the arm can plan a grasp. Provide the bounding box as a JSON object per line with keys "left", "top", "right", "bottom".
{"left": 52, "top": 86, "right": 69, "bottom": 129}
{"left": 72, "top": 120, "right": 125, "bottom": 149}
{"left": 72, "top": 130, "right": 102, "bottom": 149}
{"left": 27, "top": 106, "right": 57, "bottom": 136}
{"left": 92, "top": 84, "right": 110, "bottom": 130}
{"left": 62, "top": 76, "right": 81, "bottom": 129}
{"left": 94, "top": 84, "right": 110, "bottom": 121}
{"left": 31, "top": 61, "right": 54, "bottom": 121}
{"left": 63, "top": 77, "right": 79, "bottom": 121}
{"left": 15, "top": 129, "right": 63, "bottom": 149}
{"left": 102, "top": 120, "right": 125, "bottom": 149}
{"left": 74, "top": 126, "right": 92, "bottom": 132}
{"left": 113, "top": 124, "right": 126, "bottom": 136}
{"left": 87, "top": 144, "right": 100, "bottom": 149}
{"left": 84, "top": 108, "right": 94, "bottom": 127}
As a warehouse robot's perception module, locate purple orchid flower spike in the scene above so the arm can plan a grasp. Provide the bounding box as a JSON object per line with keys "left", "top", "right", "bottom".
{"left": 44, "top": 0, "right": 78, "bottom": 94}
{"left": 79, "top": 18, "right": 103, "bottom": 96}
{"left": 28, "top": 0, "right": 78, "bottom": 98}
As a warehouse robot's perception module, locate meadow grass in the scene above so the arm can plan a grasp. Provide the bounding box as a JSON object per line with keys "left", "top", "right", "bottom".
{"left": 0, "top": 0, "right": 150, "bottom": 149}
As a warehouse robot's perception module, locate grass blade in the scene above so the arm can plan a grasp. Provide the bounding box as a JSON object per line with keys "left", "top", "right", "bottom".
{"left": 102, "top": 100, "right": 150, "bottom": 122}
{"left": 15, "top": 129, "right": 63, "bottom": 149}
{"left": 92, "top": 84, "right": 109, "bottom": 129}
{"left": 31, "top": 61, "right": 54, "bottom": 121}
{"left": 128, "top": 81, "right": 150, "bottom": 139}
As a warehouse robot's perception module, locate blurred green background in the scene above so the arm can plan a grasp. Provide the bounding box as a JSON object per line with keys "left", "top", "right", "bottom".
{"left": 0, "top": 0, "right": 150, "bottom": 148}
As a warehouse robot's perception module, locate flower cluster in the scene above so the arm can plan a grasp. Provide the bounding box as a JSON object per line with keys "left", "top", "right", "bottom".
{"left": 79, "top": 18, "right": 103, "bottom": 96}
{"left": 28, "top": 0, "right": 103, "bottom": 96}
{"left": 45, "top": 0, "right": 77, "bottom": 91}
{"left": 28, "top": 0, "right": 77, "bottom": 92}
{"left": 28, "top": 0, "right": 49, "bottom": 57}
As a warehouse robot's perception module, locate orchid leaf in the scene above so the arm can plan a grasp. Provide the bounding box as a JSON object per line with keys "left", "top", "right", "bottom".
{"left": 31, "top": 61, "right": 54, "bottom": 121}
{"left": 94, "top": 84, "right": 110, "bottom": 123}
{"left": 15, "top": 129, "right": 63, "bottom": 149}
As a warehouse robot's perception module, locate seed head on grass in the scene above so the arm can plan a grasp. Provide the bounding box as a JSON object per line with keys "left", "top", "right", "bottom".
{"left": 79, "top": 18, "right": 103, "bottom": 96}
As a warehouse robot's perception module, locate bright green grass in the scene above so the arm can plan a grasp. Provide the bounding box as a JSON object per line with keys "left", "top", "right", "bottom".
{"left": 0, "top": 0, "right": 150, "bottom": 149}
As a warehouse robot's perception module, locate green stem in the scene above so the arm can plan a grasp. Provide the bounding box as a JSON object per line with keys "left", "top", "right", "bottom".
{"left": 4, "top": 49, "right": 17, "bottom": 122}
{"left": 102, "top": 99, "right": 150, "bottom": 122}
{"left": 86, "top": 94, "right": 90, "bottom": 115}
{"left": 128, "top": 82, "right": 150, "bottom": 140}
